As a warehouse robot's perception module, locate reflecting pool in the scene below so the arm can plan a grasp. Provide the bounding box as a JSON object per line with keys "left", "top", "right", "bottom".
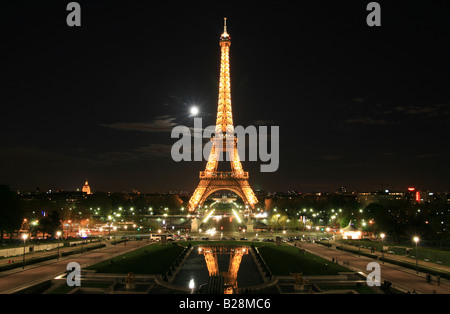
{"left": 173, "top": 244, "right": 264, "bottom": 293}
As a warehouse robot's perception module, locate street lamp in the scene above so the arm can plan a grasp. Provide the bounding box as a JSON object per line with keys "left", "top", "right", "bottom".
{"left": 189, "top": 278, "right": 195, "bottom": 294}
{"left": 380, "top": 233, "right": 385, "bottom": 264}
{"left": 22, "top": 233, "right": 28, "bottom": 269}
{"left": 56, "top": 231, "right": 62, "bottom": 260}
{"left": 358, "top": 237, "right": 361, "bottom": 257}
{"left": 413, "top": 236, "right": 420, "bottom": 274}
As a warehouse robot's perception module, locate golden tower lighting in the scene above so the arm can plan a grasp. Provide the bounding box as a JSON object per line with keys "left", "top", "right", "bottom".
{"left": 187, "top": 18, "right": 258, "bottom": 212}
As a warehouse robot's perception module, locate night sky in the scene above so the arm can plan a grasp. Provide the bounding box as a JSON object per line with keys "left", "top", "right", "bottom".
{"left": 1, "top": 1, "right": 450, "bottom": 194}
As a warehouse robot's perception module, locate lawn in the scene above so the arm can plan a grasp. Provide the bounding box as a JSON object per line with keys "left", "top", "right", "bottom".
{"left": 257, "top": 244, "right": 349, "bottom": 276}
{"left": 86, "top": 241, "right": 348, "bottom": 277}
{"left": 179, "top": 240, "right": 349, "bottom": 276}
{"left": 86, "top": 243, "right": 185, "bottom": 275}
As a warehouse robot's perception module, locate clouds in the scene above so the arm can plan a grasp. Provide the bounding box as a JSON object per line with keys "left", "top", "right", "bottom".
{"left": 0, "top": 142, "right": 174, "bottom": 174}
{"left": 99, "top": 115, "right": 177, "bottom": 159}
{"left": 387, "top": 103, "right": 450, "bottom": 117}
{"left": 0, "top": 146, "right": 100, "bottom": 169}
{"left": 320, "top": 155, "right": 344, "bottom": 160}
{"left": 343, "top": 102, "right": 450, "bottom": 127}
{"left": 100, "top": 115, "right": 177, "bottom": 133}
{"left": 344, "top": 117, "right": 394, "bottom": 125}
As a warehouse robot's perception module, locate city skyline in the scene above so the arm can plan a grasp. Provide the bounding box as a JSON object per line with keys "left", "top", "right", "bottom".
{"left": 2, "top": 1, "right": 450, "bottom": 194}
{"left": 12, "top": 179, "right": 449, "bottom": 198}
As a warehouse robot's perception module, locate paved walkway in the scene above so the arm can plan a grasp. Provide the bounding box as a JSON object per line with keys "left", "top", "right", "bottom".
{"left": 296, "top": 241, "right": 450, "bottom": 294}
{"left": 337, "top": 242, "right": 450, "bottom": 274}
{"left": 0, "top": 240, "right": 152, "bottom": 294}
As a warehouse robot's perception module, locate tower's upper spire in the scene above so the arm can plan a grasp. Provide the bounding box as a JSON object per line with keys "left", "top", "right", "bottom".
{"left": 220, "top": 17, "right": 230, "bottom": 41}
{"left": 216, "top": 17, "right": 232, "bottom": 133}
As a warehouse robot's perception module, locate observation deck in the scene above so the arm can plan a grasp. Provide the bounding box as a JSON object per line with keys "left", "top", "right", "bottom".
{"left": 200, "top": 171, "right": 249, "bottom": 180}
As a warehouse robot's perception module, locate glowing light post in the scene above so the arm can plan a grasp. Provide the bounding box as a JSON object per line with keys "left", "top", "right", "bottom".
{"left": 325, "top": 228, "right": 331, "bottom": 248}
{"left": 413, "top": 236, "right": 420, "bottom": 274}
{"left": 380, "top": 233, "right": 385, "bottom": 264}
{"left": 359, "top": 221, "right": 365, "bottom": 257}
{"left": 56, "top": 231, "right": 62, "bottom": 260}
{"left": 113, "top": 226, "right": 117, "bottom": 245}
{"left": 22, "top": 233, "right": 28, "bottom": 269}
{"left": 107, "top": 215, "right": 113, "bottom": 243}
{"left": 189, "top": 279, "right": 195, "bottom": 294}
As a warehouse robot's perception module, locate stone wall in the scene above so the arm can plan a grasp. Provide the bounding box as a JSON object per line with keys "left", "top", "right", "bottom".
{"left": 0, "top": 243, "right": 63, "bottom": 258}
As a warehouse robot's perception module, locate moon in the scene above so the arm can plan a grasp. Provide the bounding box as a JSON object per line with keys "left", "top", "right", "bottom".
{"left": 190, "top": 106, "right": 199, "bottom": 116}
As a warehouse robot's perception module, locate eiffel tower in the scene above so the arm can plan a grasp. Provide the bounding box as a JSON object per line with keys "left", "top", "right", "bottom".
{"left": 187, "top": 18, "right": 258, "bottom": 212}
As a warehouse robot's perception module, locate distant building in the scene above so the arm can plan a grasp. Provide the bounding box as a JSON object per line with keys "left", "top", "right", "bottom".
{"left": 338, "top": 186, "right": 347, "bottom": 194}
{"left": 357, "top": 191, "right": 404, "bottom": 207}
{"left": 82, "top": 180, "right": 92, "bottom": 195}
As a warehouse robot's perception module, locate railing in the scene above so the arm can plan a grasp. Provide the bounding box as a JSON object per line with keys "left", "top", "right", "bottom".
{"left": 199, "top": 171, "right": 248, "bottom": 179}
{"left": 252, "top": 246, "right": 273, "bottom": 281}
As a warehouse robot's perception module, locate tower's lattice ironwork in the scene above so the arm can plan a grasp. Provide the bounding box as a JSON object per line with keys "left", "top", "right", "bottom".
{"left": 187, "top": 18, "right": 258, "bottom": 212}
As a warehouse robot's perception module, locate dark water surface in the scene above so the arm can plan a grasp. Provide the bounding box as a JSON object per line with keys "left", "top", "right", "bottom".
{"left": 173, "top": 245, "right": 263, "bottom": 289}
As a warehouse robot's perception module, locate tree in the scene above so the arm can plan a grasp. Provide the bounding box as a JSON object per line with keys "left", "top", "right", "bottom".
{"left": 0, "top": 184, "right": 23, "bottom": 239}
{"left": 339, "top": 216, "right": 351, "bottom": 229}
{"left": 39, "top": 210, "right": 61, "bottom": 238}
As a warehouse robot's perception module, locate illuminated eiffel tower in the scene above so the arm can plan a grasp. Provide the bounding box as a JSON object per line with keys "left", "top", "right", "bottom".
{"left": 187, "top": 18, "right": 258, "bottom": 212}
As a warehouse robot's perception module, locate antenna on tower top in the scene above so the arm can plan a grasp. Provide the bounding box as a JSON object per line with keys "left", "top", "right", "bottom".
{"left": 220, "top": 17, "right": 230, "bottom": 41}
{"left": 224, "top": 17, "right": 227, "bottom": 33}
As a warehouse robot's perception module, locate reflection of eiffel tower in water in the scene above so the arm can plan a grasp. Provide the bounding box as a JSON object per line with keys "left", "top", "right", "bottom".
{"left": 198, "top": 245, "right": 248, "bottom": 294}
{"left": 187, "top": 18, "right": 258, "bottom": 212}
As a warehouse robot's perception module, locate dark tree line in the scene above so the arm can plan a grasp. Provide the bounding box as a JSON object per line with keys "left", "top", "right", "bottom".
{"left": 264, "top": 194, "right": 450, "bottom": 245}
{"left": 1, "top": 185, "right": 62, "bottom": 239}
{"left": 0, "top": 184, "right": 23, "bottom": 239}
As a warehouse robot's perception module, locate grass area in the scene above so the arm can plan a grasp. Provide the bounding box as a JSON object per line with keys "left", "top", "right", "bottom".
{"left": 342, "top": 239, "right": 450, "bottom": 266}
{"left": 86, "top": 243, "right": 185, "bottom": 275}
{"left": 86, "top": 240, "right": 347, "bottom": 277}
{"left": 257, "top": 245, "right": 349, "bottom": 276}
{"left": 159, "top": 241, "right": 349, "bottom": 276}
{"left": 410, "top": 247, "right": 450, "bottom": 266}
{"left": 336, "top": 245, "right": 450, "bottom": 280}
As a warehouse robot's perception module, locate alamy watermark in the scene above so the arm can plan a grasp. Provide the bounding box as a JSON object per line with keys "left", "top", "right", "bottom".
{"left": 66, "top": 262, "right": 81, "bottom": 287}
{"left": 171, "top": 118, "right": 279, "bottom": 173}
{"left": 366, "top": 262, "right": 381, "bottom": 286}
{"left": 66, "top": 2, "right": 81, "bottom": 27}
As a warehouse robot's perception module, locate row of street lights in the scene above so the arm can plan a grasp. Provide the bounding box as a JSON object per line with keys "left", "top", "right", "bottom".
{"left": 21, "top": 230, "right": 64, "bottom": 269}
{"left": 378, "top": 233, "right": 420, "bottom": 273}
